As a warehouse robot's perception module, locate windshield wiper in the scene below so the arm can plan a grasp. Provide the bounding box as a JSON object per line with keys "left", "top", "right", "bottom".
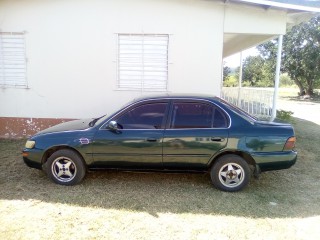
{"left": 89, "top": 115, "right": 105, "bottom": 127}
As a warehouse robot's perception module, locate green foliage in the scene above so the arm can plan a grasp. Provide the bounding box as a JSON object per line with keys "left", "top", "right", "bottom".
{"left": 258, "top": 16, "right": 320, "bottom": 95}
{"left": 283, "top": 16, "right": 320, "bottom": 95}
{"left": 223, "top": 75, "right": 238, "bottom": 87}
{"left": 233, "top": 66, "right": 240, "bottom": 81}
{"left": 223, "top": 65, "right": 231, "bottom": 82}
{"left": 276, "top": 110, "right": 294, "bottom": 122}
{"left": 242, "top": 55, "right": 264, "bottom": 86}
{"left": 280, "top": 73, "right": 295, "bottom": 87}
{"left": 241, "top": 55, "right": 274, "bottom": 87}
{"left": 223, "top": 63, "right": 240, "bottom": 87}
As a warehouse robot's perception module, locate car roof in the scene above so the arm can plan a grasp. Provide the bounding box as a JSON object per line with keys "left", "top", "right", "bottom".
{"left": 133, "top": 94, "right": 219, "bottom": 102}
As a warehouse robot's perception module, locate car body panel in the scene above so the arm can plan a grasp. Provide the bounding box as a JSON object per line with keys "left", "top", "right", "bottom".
{"left": 36, "top": 119, "right": 92, "bottom": 135}
{"left": 90, "top": 129, "right": 164, "bottom": 169}
{"left": 23, "top": 148, "right": 43, "bottom": 169}
{"left": 163, "top": 129, "right": 229, "bottom": 170}
{"left": 22, "top": 95, "right": 297, "bottom": 177}
{"left": 251, "top": 151, "right": 297, "bottom": 171}
{"left": 23, "top": 129, "right": 96, "bottom": 168}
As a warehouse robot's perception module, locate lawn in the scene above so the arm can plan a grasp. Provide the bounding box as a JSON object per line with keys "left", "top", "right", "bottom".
{"left": 0, "top": 117, "right": 319, "bottom": 239}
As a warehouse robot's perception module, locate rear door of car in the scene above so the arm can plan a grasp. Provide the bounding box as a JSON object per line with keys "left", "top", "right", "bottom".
{"left": 162, "top": 99, "right": 229, "bottom": 170}
{"left": 91, "top": 100, "right": 169, "bottom": 169}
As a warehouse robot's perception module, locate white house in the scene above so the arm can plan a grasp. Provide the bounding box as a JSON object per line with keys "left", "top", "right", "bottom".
{"left": 0, "top": 0, "right": 319, "bottom": 138}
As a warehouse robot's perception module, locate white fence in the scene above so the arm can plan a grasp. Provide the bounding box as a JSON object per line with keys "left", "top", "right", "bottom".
{"left": 221, "top": 87, "right": 274, "bottom": 118}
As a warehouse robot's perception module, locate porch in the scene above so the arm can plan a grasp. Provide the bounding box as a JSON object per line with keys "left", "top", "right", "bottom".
{"left": 221, "top": 87, "right": 274, "bottom": 119}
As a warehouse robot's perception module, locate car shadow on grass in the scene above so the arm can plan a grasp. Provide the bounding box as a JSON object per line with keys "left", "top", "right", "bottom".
{"left": 0, "top": 117, "right": 319, "bottom": 219}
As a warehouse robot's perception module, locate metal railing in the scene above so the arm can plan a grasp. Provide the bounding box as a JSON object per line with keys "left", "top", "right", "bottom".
{"left": 221, "top": 87, "right": 274, "bottom": 119}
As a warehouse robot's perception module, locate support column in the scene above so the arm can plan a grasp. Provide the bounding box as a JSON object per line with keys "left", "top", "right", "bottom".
{"left": 237, "top": 52, "right": 243, "bottom": 107}
{"left": 271, "top": 35, "right": 283, "bottom": 121}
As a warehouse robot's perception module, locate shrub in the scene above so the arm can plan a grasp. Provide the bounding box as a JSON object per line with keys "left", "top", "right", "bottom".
{"left": 276, "top": 109, "right": 294, "bottom": 122}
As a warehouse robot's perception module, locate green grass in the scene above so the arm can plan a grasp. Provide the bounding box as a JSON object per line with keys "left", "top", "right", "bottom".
{"left": 0, "top": 118, "right": 320, "bottom": 239}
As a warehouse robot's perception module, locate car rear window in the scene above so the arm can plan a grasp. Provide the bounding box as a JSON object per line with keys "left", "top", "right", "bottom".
{"left": 218, "top": 98, "right": 257, "bottom": 122}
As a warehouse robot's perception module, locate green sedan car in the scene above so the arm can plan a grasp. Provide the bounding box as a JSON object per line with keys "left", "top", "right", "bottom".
{"left": 22, "top": 95, "right": 297, "bottom": 192}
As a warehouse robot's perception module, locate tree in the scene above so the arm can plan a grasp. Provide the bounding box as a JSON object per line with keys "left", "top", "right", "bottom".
{"left": 223, "top": 64, "right": 231, "bottom": 82}
{"left": 241, "top": 55, "right": 274, "bottom": 87}
{"left": 283, "top": 16, "right": 320, "bottom": 95}
{"left": 258, "top": 16, "right": 320, "bottom": 95}
{"left": 242, "top": 56, "right": 264, "bottom": 85}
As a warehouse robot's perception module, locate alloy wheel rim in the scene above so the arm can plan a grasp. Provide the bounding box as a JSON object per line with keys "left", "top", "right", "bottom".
{"left": 51, "top": 157, "right": 77, "bottom": 182}
{"left": 218, "top": 163, "right": 245, "bottom": 188}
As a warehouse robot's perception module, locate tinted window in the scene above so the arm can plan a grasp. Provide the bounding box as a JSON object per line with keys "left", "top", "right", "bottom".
{"left": 115, "top": 103, "right": 167, "bottom": 129}
{"left": 170, "top": 102, "right": 228, "bottom": 129}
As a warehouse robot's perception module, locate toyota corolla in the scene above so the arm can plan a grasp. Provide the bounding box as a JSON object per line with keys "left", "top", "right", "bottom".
{"left": 22, "top": 95, "right": 297, "bottom": 192}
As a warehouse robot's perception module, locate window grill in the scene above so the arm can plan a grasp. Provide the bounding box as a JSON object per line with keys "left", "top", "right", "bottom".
{"left": 0, "top": 32, "right": 27, "bottom": 87}
{"left": 117, "top": 34, "right": 169, "bottom": 91}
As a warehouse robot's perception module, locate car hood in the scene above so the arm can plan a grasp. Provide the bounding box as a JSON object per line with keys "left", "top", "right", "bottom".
{"left": 36, "top": 119, "right": 92, "bottom": 135}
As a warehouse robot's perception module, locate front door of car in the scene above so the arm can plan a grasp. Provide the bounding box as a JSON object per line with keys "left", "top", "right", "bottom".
{"left": 91, "top": 101, "right": 169, "bottom": 169}
{"left": 163, "top": 101, "right": 229, "bottom": 170}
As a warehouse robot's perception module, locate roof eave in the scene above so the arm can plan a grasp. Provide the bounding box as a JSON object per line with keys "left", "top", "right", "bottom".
{"left": 232, "top": 0, "right": 320, "bottom": 13}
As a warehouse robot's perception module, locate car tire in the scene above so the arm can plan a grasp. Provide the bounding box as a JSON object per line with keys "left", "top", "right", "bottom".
{"left": 210, "top": 154, "right": 251, "bottom": 192}
{"left": 44, "top": 149, "right": 86, "bottom": 186}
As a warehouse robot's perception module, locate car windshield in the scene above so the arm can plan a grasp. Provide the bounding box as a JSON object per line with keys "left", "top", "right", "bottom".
{"left": 218, "top": 98, "right": 257, "bottom": 122}
{"left": 91, "top": 100, "right": 136, "bottom": 127}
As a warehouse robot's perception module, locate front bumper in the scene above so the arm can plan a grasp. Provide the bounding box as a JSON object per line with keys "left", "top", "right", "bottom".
{"left": 251, "top": 151, "right": 297, "bottom": 172}
{"left": 22, "top": 148, "right": 43, "bottom": 170}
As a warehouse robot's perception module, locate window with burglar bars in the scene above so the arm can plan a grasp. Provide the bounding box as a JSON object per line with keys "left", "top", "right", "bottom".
{"left": 0, "top": 32, "right": 27, "bottom": 87}
{"left": 117, "top": 34, "right": 169, "bottom": 91}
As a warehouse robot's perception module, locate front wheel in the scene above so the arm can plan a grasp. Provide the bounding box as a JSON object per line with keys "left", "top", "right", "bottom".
{"left": 210, "top": 155, "right": 251, "bottom": 192}
{"left": 44, "top": 149, "right": 86, "bottom": 186}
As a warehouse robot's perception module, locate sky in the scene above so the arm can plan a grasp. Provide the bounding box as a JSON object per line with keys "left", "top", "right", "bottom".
{"left": 266, "top": 0, "right": 320, "bottom": 7}
{"left": 224, "top": 47, "right": 259, "bottom": 68}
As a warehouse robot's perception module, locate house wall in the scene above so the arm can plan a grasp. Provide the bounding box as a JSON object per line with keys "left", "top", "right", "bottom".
{"left": 224, "top": 3, "right": 287, "bottom": 34}
{"left": 0, "top": 0, "right": 297, "bottom": 138}
{"left": 0, "top": 0, "right": 225, "bottom": 137}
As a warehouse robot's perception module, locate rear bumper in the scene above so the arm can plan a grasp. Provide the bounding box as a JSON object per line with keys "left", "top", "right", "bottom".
{"left": 251, "top": 151, "right": 297, "bottom": 172}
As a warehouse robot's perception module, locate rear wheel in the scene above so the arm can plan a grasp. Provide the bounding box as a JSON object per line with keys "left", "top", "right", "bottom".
{"left": 44, "top": 149, "right": 86, "bottom": 186}
{"left": 210, "top": 154, "right": 251, "bottom": 192}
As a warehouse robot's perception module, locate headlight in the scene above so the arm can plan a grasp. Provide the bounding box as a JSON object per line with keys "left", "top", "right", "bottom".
{"left": 25, "top": 140, "right": 36, "bottom": 149}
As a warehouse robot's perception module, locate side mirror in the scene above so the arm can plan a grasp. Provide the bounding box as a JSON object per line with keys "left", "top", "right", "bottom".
{"left": 108, "top": 121, "right": 118, "bottom": 131}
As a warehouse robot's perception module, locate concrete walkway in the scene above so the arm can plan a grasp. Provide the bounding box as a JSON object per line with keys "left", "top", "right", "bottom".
{"left": 277, "top": 99, "right": 320, "bottom": 125}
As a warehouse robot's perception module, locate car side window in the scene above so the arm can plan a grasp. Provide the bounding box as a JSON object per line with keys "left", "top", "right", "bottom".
{"left": 170, "top": 102, "right": 228, "bottom": 129}
{"left": 115, "top": 103, "right": 167, "bottom": 129}
{"left": 212, "top": 107, "right": 229, "bottom": 128}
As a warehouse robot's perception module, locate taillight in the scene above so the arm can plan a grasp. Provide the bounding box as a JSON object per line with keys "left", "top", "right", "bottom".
{"left": 283, "top": 137, "right": 296, "bottom": 151}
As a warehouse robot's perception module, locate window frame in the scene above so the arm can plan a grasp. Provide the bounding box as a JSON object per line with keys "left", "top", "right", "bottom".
{"left": 166, "top": 100, "right": 230, "bottom": 130}
{"left": 0, "top": 31, "right": 28, "bottom": 88}
{"left": 108, "top": 100, "right": 170, "bottom": 130}
{"left": 116, "top": 33, "right": 169, "bottom": 92}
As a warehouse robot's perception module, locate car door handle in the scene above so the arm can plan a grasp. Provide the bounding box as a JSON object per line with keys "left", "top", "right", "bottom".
{"left": 146, "top": 138, "right": 157, "bottom": 142}
{"left": 211, "top": 137, "right": 225, "bottom": 142}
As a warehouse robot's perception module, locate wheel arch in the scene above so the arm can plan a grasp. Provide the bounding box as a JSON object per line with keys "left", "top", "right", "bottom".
{"left": 41, "top": 145, "right": 85, "bottom": 165}
{"left": 209, "top": 150, "right": 256, "bottom": 168}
